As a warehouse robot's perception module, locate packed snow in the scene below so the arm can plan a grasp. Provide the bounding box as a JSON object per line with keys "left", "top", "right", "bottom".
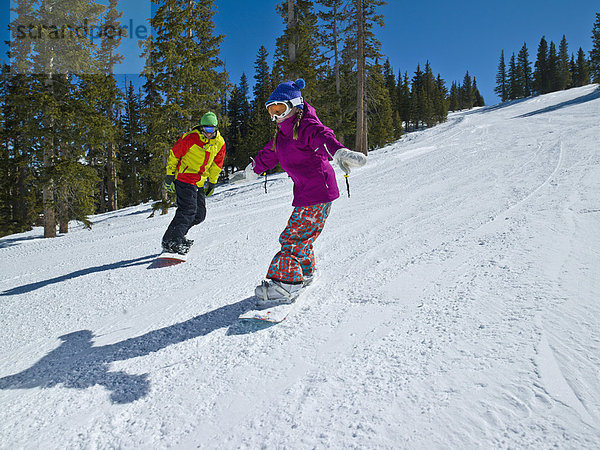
{"left": 1, "top": 85, "right": 599, "bottom": 448}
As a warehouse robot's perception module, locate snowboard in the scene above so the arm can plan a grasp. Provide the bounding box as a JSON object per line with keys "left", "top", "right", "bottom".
{"left": 238, "top": 275, "right": 318, "bottom": 323}
{"left": 238, "top": 298, "right": 301, "bottom": 323}
{"left": 152, "top": 251, "right": 187, "bottom": 268}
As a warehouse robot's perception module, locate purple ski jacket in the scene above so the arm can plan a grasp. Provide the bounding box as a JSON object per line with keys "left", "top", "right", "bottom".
{"left": 253, "top": 102, "right": 344, "bottom": 207}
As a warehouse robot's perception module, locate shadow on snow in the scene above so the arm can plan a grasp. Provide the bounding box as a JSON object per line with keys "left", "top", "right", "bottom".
{"left": 515, "top": 88, "right": 600, "bottom": 118}
{"left": 0, "top": 296, "right": 267, "bottom": 404}
{"left": 0, "top": 234, "right": 49, "bottom": 249}
{"left": 1, "top": 255, "right": 160, "bottom": 296}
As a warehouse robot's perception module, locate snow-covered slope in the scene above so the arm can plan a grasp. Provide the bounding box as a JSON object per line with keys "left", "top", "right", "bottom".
{"left": 1, "top": 85, "right": 599, "bottom": 448}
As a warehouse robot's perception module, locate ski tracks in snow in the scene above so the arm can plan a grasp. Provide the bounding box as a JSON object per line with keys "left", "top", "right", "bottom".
{"left": 1, "top": 86, "right": 600, "bottom": 448}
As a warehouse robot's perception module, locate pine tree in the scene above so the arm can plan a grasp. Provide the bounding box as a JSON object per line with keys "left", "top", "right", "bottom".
{"left": 494, "top": 50, "right": 508, "bottom": 101}
{"left": 0, "top": 66, "right": 8, "bottom": 235}
{"left": 422, "top": 61, "right": 437, "bottom": 126}
{"left": 316, "top": 0, "right": 347, "bottom": 141}
{"left": 97, "top": 0, "right": 125, "bottom": 214}
{"left": 383, "top": 58, "right": 396, "bottom": 109}
{"left": 460, "top": 71, "right": 474, "bottom": 109}
{"left": 140, "top": 63, "right": 169, "bottom": 214}
{"left": 472, "top": 78, "right": 485, "bottom": 107}
{"left": 120, "top": 81, "right": 147, "bottom": 207}
{"left": 226, "top": 73, "right": 251, "bottom": 171}
{"left": 547, "top": 41, "right": 560, "bottom": 92}
{"left": 366, "top": 60, "right": 394, "bottom": 148}
{"left": 29, "top": 0, "right": 105, "bottom": 237}
{"left": 346, "top": 0, "right": 386, "bottom": 154}
{"left": 141, "top": 0, "right": 226, "bottom": 212}
{"left": 507, "top": 53, "right": 519, "bottom": 99}
{"left": 0, "top": 66, "right": 34, "bottom": 237}
{"left": 8, "top": 0, "right": 36, "bottom": 75}
{"left": 448, "top": 81, "right": 459, "bottom": 112}
{"left": 574, "top": 47, "right": 591, "bottom": 86}
{"left": 274, "top": 0, "right": 323, "bottom": 103}
{"left": 533, "top": 36, "right": 549, "bottom": 94}
{"left": 354, "top": 0, "right": 367, "bottom": 153}
{"left": 238, "top": 74, "right": 252, "bottom": 139}
{"left": 517, "top": 43, "right": 532, "bottom": 97}
{"left": 144, "top": 0, "right": 225, "bottom": 146}
{"left": 409, "top": 64, "right": 424, "bottom": 128}
{"left": 434, "top": 74, "right": 449, "bottom": 123}
{"left": 381, "top": 60, "right": 402, "bottom": 139}
{"left": 336, "top": 35, "right": 359, "bottom": 145}
{"left": 590, "top": 13, "right": 600, "bottom": 83}
{"left": 225, "top": 85, "right": 243, "bottom": 172}
{"left": 569, "top": 54, "right": 577, "bottom": 86}
{"left": 247, "top": 46, "right": 275, "bottom": 163}
{"left": 2, "top": 1, "right": 39, "bottom": 237}
{"left": 397, "top": 71, "right": 411, "bottom": 132}
{"left": 77, "top": 0, "right": 125, "bottom": 219}
{"left": 0, "top": 75, "right": 10, "bottom": 236}
{"left": 557, "top": 35, "right": 572, "bottom": 90}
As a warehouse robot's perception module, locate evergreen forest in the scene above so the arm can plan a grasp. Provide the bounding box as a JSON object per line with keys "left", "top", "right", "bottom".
{"left": 1, "top": 2, "right": 599, "bottom": 239}
{"left": 495, "top": 14, "right": 600, "bottom": 102}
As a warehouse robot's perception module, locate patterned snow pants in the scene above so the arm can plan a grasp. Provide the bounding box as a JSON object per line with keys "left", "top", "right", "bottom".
{"left": 266, "top": 202, "right": 332, "bottom": 284}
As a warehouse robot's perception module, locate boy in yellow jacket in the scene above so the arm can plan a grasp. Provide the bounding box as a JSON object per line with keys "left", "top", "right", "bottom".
{"left": 161, "top": 112, "right": 226, "bottom": 254}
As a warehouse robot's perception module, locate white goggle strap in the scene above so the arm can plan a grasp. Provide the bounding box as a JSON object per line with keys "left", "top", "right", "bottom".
{"left": 289, "top": 96, "right": 303, "bottom": 108}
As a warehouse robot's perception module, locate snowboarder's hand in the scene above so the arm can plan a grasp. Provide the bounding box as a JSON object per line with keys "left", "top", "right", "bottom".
{"left": 204, "top": 181, "right": 216, "bottom": 197}
{"left": 164, "top": 175, "right": 175, "bottom": 193}
{"left": 333, "top": 148, "right": 367, "bottom": 175}
{"left": 244, "top": 162, "right": 259, "bottom": 181}
{"left": 229, "top": 161, "right": 259, "bottom": 184}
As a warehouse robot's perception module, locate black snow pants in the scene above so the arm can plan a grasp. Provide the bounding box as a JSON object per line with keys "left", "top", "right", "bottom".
{"left": 162, "top": 179, "right": 206, "bottom": 245}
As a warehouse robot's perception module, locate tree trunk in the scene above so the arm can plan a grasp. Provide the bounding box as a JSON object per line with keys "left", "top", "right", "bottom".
{"left": 287, "top": 0, "right": 296, "bottom": 79}
{"left": 107, "top": 141, "right": 118, "bottom": 211}
{"left": 333, "top": 2, "right": 343, "bottom": 144}
{"left": 161, "top": 143, "right": 169, "bottom": 215}
{"left": 43, "top": 74, "right": 56, "bottom": 238}
{"left": 58, "top": 185, "right": 68, "bottom": 234}
{"left": 355, "top": 0, "right": 367, "bottom": 154}
{"left": 107, "top": 89, "right": 118, "bottom": 211}
{"left": 15, "top": 143, "right": 29, "bottom": 228}
{"left": 43, "top": 183, "right": 56, "bottom": 237}
{"left": 99, "top": 173, "right": 106, "bottom": 213}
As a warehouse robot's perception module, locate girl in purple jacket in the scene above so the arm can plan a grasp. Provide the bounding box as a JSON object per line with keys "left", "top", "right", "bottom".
{"left": 249, "top": 79, "right": 366, "bottom": 303}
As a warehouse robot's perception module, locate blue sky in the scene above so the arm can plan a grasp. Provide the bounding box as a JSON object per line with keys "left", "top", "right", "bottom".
{"left": 2, "top": 0, "right": 598, "bottom": 104}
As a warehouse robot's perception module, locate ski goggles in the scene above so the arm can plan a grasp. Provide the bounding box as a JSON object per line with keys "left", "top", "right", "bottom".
{"left": 202, "top": 125, "right": 217, "bottom": 134}
{"left": 265, "top": 97, "right": 303, "bottom": 121}
{"left": 266, "top": 101, "right": 292, "bottom": 121}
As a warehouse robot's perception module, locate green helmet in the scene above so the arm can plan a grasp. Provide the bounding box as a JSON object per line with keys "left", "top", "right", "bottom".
{"left": 200, "top": 111, "right": 218, "bottom": 127}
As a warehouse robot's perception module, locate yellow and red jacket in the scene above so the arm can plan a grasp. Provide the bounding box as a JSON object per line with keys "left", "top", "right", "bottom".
{"left": 166, "top": 129, "right": 226, "bottom": 187}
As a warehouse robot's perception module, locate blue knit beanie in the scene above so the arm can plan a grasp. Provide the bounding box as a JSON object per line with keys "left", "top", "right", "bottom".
{"left": 266, "top": 78, "right": 305, "bottom": 108}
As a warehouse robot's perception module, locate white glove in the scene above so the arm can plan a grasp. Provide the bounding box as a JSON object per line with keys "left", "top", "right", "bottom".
{"left": 244, "top": 161, "right": 259, "bottom": 181}
{"left": 229, "top": 162, "right": 259, "bottom": 184}
{"left": 333, "top": 148, "right": 367, "bottom": 175}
